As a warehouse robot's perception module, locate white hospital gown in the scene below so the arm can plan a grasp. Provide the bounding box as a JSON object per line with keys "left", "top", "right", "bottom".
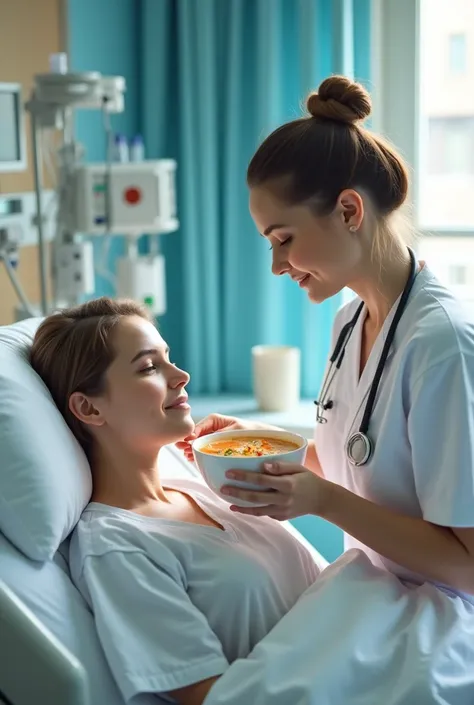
{"left": 69, "top": 477, "right": 319, "bottom": 703}
{"left": 204, "top": 264, "right": 474, "bottom": 705}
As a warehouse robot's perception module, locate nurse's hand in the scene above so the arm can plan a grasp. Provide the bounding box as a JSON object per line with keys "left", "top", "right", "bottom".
{"left": 175, "top": 414, "right": 281, "bottom": 464}
{"left": 221, "top": 462, "right": 328, "bottom": 520}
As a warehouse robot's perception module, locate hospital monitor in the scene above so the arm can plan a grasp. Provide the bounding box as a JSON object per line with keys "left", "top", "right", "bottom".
{"left": 0, "top": 83, "right": 26, "bottom": 173}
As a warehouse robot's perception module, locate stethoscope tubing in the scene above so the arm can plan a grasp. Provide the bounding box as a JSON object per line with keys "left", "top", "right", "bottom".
{"left": 315, "top": 248, "right": 418, "bottom": 466}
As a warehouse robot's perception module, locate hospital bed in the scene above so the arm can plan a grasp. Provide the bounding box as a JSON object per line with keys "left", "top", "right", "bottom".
{"left": 0, "top": 318, "right": 328, "bottom": 705}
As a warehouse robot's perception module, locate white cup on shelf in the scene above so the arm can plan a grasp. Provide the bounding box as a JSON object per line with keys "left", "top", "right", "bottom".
{"left": 252, "top": 345, "right": 301, "bottom": 412}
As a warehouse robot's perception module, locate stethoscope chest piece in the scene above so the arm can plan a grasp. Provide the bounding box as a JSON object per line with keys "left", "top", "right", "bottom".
{"left": 346, "top": 431, "right": 372, "bottom": 467}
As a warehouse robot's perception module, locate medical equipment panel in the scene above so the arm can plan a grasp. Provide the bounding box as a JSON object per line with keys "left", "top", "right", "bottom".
{"left": 73, "top": 161, "right": 178, "bottom": 235}
{"left": 54, "top": 241, "right": 95, "bottom": 300}
{"left": 0, "top": 54, "right": 179, "bottom": 317}
{"left": 0, "top": 83, "right": 26, "bottom": 173}
{"left": 0, "top": 191, "right": 57, "bottom": 248}
{"left": 116, "top": 253, "right": 166, "bottom": 316}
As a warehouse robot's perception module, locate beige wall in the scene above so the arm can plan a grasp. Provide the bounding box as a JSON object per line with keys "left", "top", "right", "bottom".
{"left": 0, "top": 0, "right": 66, "bottom": 324}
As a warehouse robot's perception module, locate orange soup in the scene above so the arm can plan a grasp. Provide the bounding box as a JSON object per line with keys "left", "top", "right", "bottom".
{"left": 200, "top": 437, "right": 299, "bottom": 458}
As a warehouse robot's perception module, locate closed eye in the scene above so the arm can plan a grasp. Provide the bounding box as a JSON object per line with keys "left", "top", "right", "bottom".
{"left": 140, "top": 365, "right": 157, "bottom": 374}
{"left": 269, "top": 236, "right": 292, "bottom": 251}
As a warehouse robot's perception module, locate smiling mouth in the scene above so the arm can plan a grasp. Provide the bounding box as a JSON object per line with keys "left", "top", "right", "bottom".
{"left": 165, "top": 398, "right": 190, "bottom": 411}
{"left": 297, "top": 274, "right": 311, "bottom": 287}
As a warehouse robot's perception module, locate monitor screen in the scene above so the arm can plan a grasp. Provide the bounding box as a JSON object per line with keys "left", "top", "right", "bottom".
{"left": 0, "top": 84, "right": 25, "bottom": 171}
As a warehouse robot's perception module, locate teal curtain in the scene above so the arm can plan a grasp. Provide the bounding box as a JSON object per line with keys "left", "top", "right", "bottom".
{"left": 140, "top": 0, "right": 371, "bottom": 399}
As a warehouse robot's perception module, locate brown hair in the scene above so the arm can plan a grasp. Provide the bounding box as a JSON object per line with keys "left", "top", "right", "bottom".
{"left": 247, "top": 75, "right": 409, "bottom": 228}
{"left": 30, "top": 297, "right": 151, "bottom": 459}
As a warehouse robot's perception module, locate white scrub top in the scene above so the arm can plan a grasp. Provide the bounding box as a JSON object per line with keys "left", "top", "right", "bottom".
{"left": 200, "top": 264, "right": 474, "bottom": 705}
{"left": 69, "top": 477, "right": 319, "bottom": 703}
{"left": 316, "top": 263, "right": 474, "bottom": 597}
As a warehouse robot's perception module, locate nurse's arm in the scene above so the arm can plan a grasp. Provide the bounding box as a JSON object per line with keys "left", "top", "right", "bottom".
{"left": 321, "top": 485, "right": 474, "bottom": 594}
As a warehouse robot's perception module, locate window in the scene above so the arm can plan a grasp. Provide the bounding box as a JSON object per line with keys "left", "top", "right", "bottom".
{"left": 428, "top": 117, "right": 474, "bottom": 175}
{"left": 449, "top": 33, "right": 467, "bottom": 73}
{"left": 375, "top": 0, "right": 474, "bottom": 310}
{"left": 418, "top": 0, "right": 474, "bottom": 231}
{"left": 449, "top": 264, "right": 468, "bottom": 285}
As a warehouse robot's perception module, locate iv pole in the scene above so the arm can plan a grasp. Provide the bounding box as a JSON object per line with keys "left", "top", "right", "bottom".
{"left": 29, "top": 106, "right": 49, "bottom": 316}
{"left": 23, "top": 65, "right": 124, "bottom": 317}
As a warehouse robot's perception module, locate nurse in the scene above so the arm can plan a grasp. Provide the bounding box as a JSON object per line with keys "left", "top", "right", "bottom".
{"left": 179, "top": 75, "right": 474, "bottom": 702}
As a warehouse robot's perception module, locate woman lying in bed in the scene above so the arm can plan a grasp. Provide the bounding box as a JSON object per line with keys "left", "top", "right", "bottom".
{"left": 30, "top": 296, "right": 319, "bottom": 705}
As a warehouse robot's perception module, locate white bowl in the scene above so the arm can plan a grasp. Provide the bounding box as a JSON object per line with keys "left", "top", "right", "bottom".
{"left": 192, "top": 429, "right": 308, "bottom": 507}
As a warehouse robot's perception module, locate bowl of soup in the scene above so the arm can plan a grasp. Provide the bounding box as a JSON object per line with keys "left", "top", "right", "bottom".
{"left": 192, "top": 429, "right": 308, "bottom": 507}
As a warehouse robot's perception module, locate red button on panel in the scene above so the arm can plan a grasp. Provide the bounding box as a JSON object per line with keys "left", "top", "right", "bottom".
{"left": 123, "top": 187, "right": 142, "bottom": 205}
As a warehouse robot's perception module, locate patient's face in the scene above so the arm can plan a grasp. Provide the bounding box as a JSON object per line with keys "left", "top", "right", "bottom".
{"left": 89, "top": 316, "right": 194, "bottom": 451}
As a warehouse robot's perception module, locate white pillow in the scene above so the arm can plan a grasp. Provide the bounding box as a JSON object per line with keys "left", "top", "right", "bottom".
{"left": 0, "top": 319, "right": 92, "bottom": 561}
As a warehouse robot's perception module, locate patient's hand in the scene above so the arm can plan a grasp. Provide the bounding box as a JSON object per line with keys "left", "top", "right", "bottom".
{"left": 175, "top": 414, "right": 281, "bottom": 464}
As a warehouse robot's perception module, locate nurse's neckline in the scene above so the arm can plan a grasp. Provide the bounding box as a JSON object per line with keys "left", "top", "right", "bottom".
{"left": 357, "top": 255, "right": 424, "bottom": 334}
{"left": 357, "top": 254, "right": 423, "bottom": 376}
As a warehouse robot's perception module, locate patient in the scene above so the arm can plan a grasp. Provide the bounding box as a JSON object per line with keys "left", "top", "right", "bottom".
{"left": 30, "top": 297, "right": 319, "bottom": 705}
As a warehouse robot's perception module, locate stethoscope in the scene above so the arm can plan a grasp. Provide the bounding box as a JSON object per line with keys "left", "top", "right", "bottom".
{"left": 315, "top": 247, "right": 418, "bottom": 467}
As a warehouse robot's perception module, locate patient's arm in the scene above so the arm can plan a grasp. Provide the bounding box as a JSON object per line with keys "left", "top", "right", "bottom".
{"left": 304, "top": 440, "right": 324, "bottom": 477}
{"left": 170, "top": 676, "right": 220, "bottom": 705}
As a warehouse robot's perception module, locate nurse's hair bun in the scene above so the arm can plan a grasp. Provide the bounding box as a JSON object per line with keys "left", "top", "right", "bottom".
{"left": 306, "top": 75, "right": 372, "bottom": 125}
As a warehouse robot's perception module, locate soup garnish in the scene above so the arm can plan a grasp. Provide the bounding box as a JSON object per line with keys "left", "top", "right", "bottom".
{"left": 200, "top": 437, "right": 299, "bottom": 458}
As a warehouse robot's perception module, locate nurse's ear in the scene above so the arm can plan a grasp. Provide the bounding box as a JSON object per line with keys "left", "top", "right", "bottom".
{"left": 69, "top": 392, "right": 106, "bottom": 428}
{"left": 337, "top": 189, "right": 364, "bottom": 232}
